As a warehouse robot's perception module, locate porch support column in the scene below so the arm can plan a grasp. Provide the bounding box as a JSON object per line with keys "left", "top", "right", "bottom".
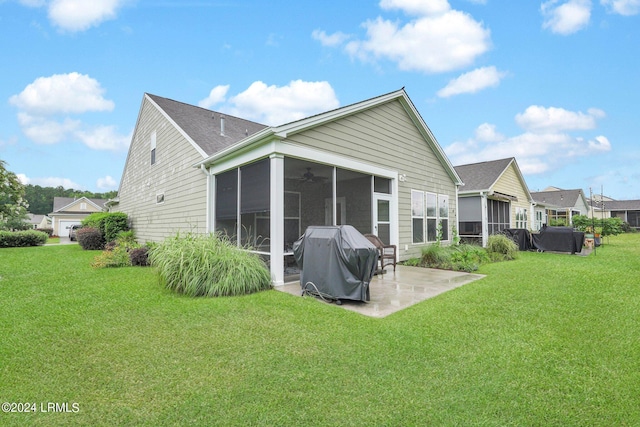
{"left": 270, "top": 154, "right": 285, "bottom": 286}
{"left": 481, "top": 192, "right": 489, "bottom": 247}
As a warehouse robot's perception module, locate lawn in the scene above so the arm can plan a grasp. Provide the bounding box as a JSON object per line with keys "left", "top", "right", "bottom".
{"left": 1, "top": 235, "right": 639, "bottom": 426}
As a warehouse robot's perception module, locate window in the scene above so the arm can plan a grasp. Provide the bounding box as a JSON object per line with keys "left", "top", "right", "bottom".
{"left": 487, "top": 199, "right": 510, "bottom": 235}
{"left": 374, "top": 176, "right": 391, "bottom": 194}
{"left": 535, "top": 210, "right": 544, "bottom": 230}
{"left": 411, "top": 190, "right": 424, "bottom": 243}
{"left": 426, "top": 192, "right": 437, "bottom": 242}
{"left": 515, "top": 207, "right": 528, "bottom": 229}
{"left": 438, "top": 194, "right": 449, "bottom": 241}
{"left": 150, "top": 131, "right": 157, "bottom": 165}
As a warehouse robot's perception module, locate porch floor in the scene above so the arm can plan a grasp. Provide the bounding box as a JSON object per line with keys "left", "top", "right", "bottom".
{"left": 276, "top": 265, "right": 485, "bottom": 318}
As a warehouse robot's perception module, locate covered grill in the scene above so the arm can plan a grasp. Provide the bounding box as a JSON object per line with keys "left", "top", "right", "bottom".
{"left": 292, "top": 225, "right": 378, "bottom": 303}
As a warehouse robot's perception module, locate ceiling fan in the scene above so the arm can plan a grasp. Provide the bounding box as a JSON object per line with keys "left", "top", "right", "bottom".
{"left": 299, "top": 167, "right": 328, "bottom": 183}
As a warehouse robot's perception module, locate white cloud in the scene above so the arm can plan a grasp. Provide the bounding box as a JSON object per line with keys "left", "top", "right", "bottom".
{"left": 16, "top": 0, "right": 127, "bottom": 32}
{"left": 48, "top": 0, "right": 126, "bottom": 32}
{"left": 10, "top": 72, "right": 114, "bottom": 115}
{"left": 601, "top": 0, "right": 640, "bottom": 15}
{"left": 75, "top": 125, "right": 131, "bottom": 151}
{"left": 17, "top": 113, "right": 81, "bottom": 144}
{"left": 379, "top": 0, "right": 451, "bottom": 15}
{"left": 97, "top": 175, "right": 118, "bottom": 190}
{"left": 316, "top": 1, "right": 491, "bottom": 74}
{"left": 311, "top": 29, "right": 351, "bottom": 47}
{"left": 475, "top": 123, "right": 505, "bottom": 142}
{"left": 541, "top": 0, "right": 592, "bottom": 35}
{"left": 515, "top": 105, "right": 605, "bottom": 132}
{"left": 198, "top": 85, "right": 230, "bottom": 109}
{"left": 218, "top": 80, "right": 340, "bottom": 126}
{"left": 10, "top": 73, "right": 129, "bottom": 151}
{"left": 445, "top": 105, "right": 611, "bottom": 175}
{"left": 437, "top": 66, "right": 507, "bottom": 97}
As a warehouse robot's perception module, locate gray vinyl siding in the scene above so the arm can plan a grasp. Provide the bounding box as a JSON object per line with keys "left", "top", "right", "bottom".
{"left": 283, "top": 100, "right": 457, "bottom": 260}
{"left": 116, "top": 97, "right": 207, "bottom": 243}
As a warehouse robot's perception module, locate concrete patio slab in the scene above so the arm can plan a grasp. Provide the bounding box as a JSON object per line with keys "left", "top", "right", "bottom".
{"left": 277, "top": 265, "right": 485, "bottom": 318}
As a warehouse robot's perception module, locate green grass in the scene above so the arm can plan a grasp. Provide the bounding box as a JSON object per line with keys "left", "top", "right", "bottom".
{"left": 1, "top": 236, "right": 640, "bottom": 426}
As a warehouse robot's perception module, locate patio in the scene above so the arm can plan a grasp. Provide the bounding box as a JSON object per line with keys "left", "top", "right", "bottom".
{"left": 277, "top": 265, "right": 485, "bottom": 318}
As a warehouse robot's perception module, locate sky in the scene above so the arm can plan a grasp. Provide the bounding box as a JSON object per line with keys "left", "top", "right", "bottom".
{"left": 1, "top": 0, "right": 639, "bottom": 201}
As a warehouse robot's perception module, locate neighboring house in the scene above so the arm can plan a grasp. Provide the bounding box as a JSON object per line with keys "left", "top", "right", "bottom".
{"left": 530, "top": 188, "right": 589, "bottom": 226}
{"left": 597, "top": 199, "right": 640, "bottom": 228}
{"left": 49, "top": 197, "right": 108, "bottom": 237}
{"left": 112, "top": 89, "right": 462, "bottom": 285}
{"left": 27, "top": 214, "right": 51, "bottom": 230}
{"left": 454, "top": 157, "right": 535, "bottom": 247}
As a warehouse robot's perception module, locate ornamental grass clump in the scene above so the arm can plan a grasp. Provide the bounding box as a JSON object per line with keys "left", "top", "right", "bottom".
{"left": 148, "top": 233, "right": 272, "bottom": 297}
{"left": 486, "top": 234, "right": 519, "bottom": 261}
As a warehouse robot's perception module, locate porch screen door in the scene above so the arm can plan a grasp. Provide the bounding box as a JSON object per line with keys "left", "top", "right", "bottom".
{"left": 373, "top": 194, "right": 391, "bottom": 245}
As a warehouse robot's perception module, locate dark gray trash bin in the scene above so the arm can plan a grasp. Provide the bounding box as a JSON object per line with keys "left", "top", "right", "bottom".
{"left": 292, "top": 225, "right": 378, "bottom": 303}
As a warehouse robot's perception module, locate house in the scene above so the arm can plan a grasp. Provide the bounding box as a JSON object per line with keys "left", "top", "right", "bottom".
{"left": 27, "top": 214, "right": 51, "bottom": 230}
{"left": 112, "top": 89, "right": 463, "bottom": 285}
{"left": 49, "top": 197, "right": 108, "bottom": 237}
{"left": 530, "top": 188, "right": 589, "bottom": 226}
{"left": 591, "top": 198, "right": 640, "bottom": 229}
{"left": 454, "top": 157, "right": 535, "bottom": 246}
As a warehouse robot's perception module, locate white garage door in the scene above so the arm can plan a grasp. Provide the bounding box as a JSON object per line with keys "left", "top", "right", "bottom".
{"left": 59, "top": 220, "right": 81, "bottom": 237}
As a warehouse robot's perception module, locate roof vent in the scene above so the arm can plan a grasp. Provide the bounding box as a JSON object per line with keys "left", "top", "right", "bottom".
{"left": 220, "top": 115, "right": 225, "bottom": 136}
{"left": 245, "top": 128, "right": 248, "bottom": 137}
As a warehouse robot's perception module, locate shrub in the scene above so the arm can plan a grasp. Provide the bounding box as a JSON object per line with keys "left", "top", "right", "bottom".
{"left": 486, "top": 234, "right": 519, "bottom": 261}
{"left": 91, "top": 244, "right": 131, "bottom": 268}
{"left": 82, "top": 212, "right": 129, "bottom": 243}
{"left": 0, "top": 230, "right": 48, "bottom": 248}
{"left": 36, "top": 227, "right": 53, "bottom": 237}
{"left": 77, "top": 227, "right": 105, "bottom": 250}
{"left": 420, "top": 243, "right": 488, "bottom": 272}
{"left": 104, "top": 213, "right": 129, "bottom": 243}
{"left": 148, "top": 233, "right": 272, "bottom": 297}
{"left": 129, "top": 246, "right": 150, "bottom": 267}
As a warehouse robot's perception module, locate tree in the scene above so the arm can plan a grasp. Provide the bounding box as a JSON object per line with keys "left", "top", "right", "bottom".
{"left": 0, "top": 159, "right": 29, "bottom": 228}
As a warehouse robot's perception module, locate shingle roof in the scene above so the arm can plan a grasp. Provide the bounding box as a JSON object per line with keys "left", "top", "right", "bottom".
{"left": 52, "top": 197, "right": 108, "bottom": 212}
{"left": 530, "top": 189, "right": 583, "bottom": 208}
{"left": 602, "top": 199, "right": 640, "bottom": 210}
{"left": 146, "top": 94, "right": 268, "bottom": 156}
{"left": 454, "top": 158, "right": 514, "bottom": 192}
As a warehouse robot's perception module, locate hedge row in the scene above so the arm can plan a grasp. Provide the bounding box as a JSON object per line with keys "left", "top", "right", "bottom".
{"left": 81, "top": 212, "right": 129, "bottom": 243}
{"left": 0, "top": 230, "right": 48, "bottom": 248}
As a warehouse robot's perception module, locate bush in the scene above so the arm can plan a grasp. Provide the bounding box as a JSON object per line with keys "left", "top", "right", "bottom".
{"left": 91, "top": 232, "right": 146, "bottom": 268}
{"left": 420, "top": 243, "right": 488, "bottom": 272}
{"left": 129, "top": 246, "right": 150, "bottom": 267}
{"left": 82, "top": 212, "right": 129, "bottom": 243}
{"left": 572, "top": 215, "right": 625, "bottom": 237}
{"left": 0, "top": 230, "right": 48, "bottom": 248}
{"left": 77, "top": 227, "right": 105, "bottom": 250}
{"left": 148, "top": 233, "right": 272, "bottom": 297}
{"left": 487, "top": 234, "right": 519, "bottom": 261}
{"left": 36, "top": 227, "right": 53, "bottom": 237}
{"left": 91, "top": 244, "right": 131, "bottom": 268}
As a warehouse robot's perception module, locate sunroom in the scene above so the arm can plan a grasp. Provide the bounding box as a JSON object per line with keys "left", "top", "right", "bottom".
{"left": 204, "top": 148, "right": 398, "bottom": 286}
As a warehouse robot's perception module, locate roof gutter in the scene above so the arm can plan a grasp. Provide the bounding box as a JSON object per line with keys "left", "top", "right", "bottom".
{"left": 194, "top": 127, "right": 276, "bottom": 169}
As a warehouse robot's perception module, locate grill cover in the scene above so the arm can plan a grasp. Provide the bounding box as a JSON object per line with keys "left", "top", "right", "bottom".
{"left": 531, "top": 225, "right": 585, "bottom": 254}
{"left": 503, "top": 228, "right": 533, "bottom": 251}
{"left": 292, "top": 225, "right": 378, "bottom": 302}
